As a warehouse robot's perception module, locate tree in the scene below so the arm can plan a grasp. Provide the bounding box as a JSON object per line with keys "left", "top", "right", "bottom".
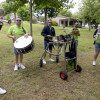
{"left": 2, "top": 0, "right": 27, "bottom": 22}
{"left": 58, "top": 9, "right": 72, "bottom": 17}
{"left": 17, "top": 5, "right": 30, "bottom": 21}
{"left": 34, "top": 0, "right": 72, "bottom": 25}
{"left": 0, "top": 9, "right": 5, "bottom": 16}
{"left": 6, "top": 0, "right": 15, "bottom": 3}
{"left": 77, "top": 0, "right": 100, "bottom": 30}
{"left": 2, "top": 0, "right": 72, "bottom": 35}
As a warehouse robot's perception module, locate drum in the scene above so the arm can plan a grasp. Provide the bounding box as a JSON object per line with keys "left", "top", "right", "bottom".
{"left": 57, "top": 34, "right": 71, "bottom": 42}
{"left": 14, "top": 35, "right": 34, "bottom": 54}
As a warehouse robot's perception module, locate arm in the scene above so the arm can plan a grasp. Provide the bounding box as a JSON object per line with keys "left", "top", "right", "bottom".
{"left": 7, "top": 26, "right": 16, "bottom": 40}
{"left": 7, "top": 34, "right": 16, "bottom": 40}
{"left": 41, "top": 26, "right": 47, "bottom": 37}
{"left": 75, "top": 31, "right": 80, "bottom": 36}
{"left": 93, "top": 29, "right": 98, "bottom": 38}
{"left": 52, "top": 27, "right": 56, "bottom": 37}
{"left": 24, "top": 33, "right": 30, "bottom": 38}
{"left": 22, "top": 26, "right": 30, "bottom": 37}
{"left": 74, "top": 28, "right": 80, "bottom": 36}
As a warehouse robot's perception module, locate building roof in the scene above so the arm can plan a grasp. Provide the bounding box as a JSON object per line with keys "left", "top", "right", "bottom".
{"left": 53, "top": 15, "right": 74, "bottom": 20}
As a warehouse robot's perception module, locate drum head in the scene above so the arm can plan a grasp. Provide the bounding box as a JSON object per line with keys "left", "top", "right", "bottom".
{"left": 14, "top": 36, "right": 33, "bottom": 49}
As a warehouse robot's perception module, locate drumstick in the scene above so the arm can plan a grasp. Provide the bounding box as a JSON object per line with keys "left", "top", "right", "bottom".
{"left": 13, "top": 30, "right": 15, "bottom": 37}
{"left": 45, "top": 35, "right": 56, "bottom": 38}
{"left": 13, "top": 30, "right": 17, "bottom": 41}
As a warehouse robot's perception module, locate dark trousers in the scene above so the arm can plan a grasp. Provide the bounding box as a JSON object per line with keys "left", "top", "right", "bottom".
{"left": 0, "top": 25, "right": 2, "bottom": 30}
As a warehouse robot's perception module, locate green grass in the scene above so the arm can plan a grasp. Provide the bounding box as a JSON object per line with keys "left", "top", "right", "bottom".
{"left": 0, "top": 22, "right": 100, "bottom": 100}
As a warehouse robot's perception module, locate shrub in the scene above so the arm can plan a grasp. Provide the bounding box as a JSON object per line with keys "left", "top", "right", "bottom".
{"left": 52, "top": 20, "right": 58, "bottom": 26}
{"left": 32, "top": 16, "right": 37, "bottom": 24}
{"left": 6, "top": 14, "right": 10, "bottom": 20}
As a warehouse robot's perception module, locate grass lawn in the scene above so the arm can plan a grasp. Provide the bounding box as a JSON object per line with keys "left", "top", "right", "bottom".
{"left": 0, "top": 22, "right": 100, "bottom": 100}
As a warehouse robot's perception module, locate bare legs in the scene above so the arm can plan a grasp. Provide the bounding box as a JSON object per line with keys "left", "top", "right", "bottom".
{"left": 93, "top": 51, "right": 100, "bottom": 66}
{"left": 43, "top": 50, "right": 52, "bottom": 59}
{"left": 93, "top": 51, "right": 99, "bottom": 61}
{"left": 15, "top": 53, "right": 23, "bottom": 64}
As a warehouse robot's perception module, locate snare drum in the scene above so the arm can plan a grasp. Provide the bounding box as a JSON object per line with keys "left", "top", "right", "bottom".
{"left": 14, "top": 35, "right": 34, "bottom": 54}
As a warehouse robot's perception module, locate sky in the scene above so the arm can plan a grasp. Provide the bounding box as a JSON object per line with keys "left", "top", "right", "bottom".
{"left": 0, "top": 0, "right": 5, "bottom": 3}
{"left": 0, "top": 0, "right": 82, "bottom": 14}
{"left": 70, "top": 0, "right": 82, "bottom": 14}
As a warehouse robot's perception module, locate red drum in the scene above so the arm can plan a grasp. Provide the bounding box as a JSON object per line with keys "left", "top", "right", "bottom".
{"left": 14, "top": 35, "right": 34, "bottom": 54}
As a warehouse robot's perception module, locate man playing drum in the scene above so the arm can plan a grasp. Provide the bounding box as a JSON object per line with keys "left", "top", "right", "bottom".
{"left": 7, "top": 17, "right": 29, "bottom": 71}
{"left": 41, "top": 19, "right": 56, "bottom": 64}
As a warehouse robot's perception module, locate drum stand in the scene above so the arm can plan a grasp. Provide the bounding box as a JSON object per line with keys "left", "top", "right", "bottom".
{"left": 40, "top": 40, "right": 64, "bottom": 67}
{"left": 40, "top": 34, "right": 82, "bottom": 80}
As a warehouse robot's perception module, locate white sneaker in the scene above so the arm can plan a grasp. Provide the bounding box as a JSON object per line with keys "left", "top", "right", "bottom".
{"left": 92, "top": 61, "right": 96, "bottom": 66}
{"left": 19, "top": 64, "right": 26, "bottom": 69}
{"left": 43, "top": 59, "right": 46, "bottom": 64}
{"left": 0, "top": 88, "right": 6, "bottom": 94}
{"left": 14, "top": 64, "right": 19, "bottom": 71}
{"left": 48, "top": 58, "right": 55, "bottom": 62}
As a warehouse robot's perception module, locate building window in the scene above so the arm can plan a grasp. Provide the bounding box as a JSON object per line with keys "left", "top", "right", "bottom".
{"left": 70, "top": 21, "right": 73, "bottom": 25}
{"left": 61, "top": 21, "right": 63, "bottom": 24}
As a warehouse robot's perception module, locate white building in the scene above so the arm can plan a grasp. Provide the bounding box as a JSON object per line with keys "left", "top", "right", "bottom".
{"left": 52, "top": 15, "right": 82, "bottom": 27}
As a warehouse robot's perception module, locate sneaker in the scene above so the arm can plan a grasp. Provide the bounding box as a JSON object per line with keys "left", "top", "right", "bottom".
{"left": 99, "top": 63, "right": 100, "bottom": 65}
{"left": 0, "top": 88, "right": 6, "bottom": 94}
{"left": 14, "top": 64, "right": 19, "bottom": 71}
{"left": 19, "top": 64, "right": 26, "bottom": 69}
{"left": 48, "top": 58, "right": 55, "bottom": 62}
{"left": 43, "top": 59, "right": 46, "bottom": 64}
{"left": 92, "top": 61, "right": 96, "bottom": 66}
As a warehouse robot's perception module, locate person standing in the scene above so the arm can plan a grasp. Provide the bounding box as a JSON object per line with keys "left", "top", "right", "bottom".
{"left": 0, "top": 18, "right": 3, "bottom": 30}
{"left": 93, "top": 26, "right": 100, "bottom": 66}
{"left": 0, "top": 18, "right": 7, "bottom": 95}
{"left": 70, "top": 22, "right": 80, "bottom": 46}
{"left": 41, "top": 19, "right": 56, "bottom": 64}
{"left": 7, "top": 17, "right": 29, "bottom": 71}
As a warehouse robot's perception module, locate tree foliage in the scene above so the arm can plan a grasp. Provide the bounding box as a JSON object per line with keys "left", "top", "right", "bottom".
{"left": 6, "top": 0, "right": 16, "bottom": 3}
{"left": 2, "top": 0, "right": 27, "bottom": 14}
{"left": 58, "top": 9, "right": 72, "bottom": 17}
{"left": 17, "top": 5, "right": 30, "bottom": 21}
{"left": 0, "top": 9, "right": 5, "bottom": 16}
{"left": 34, "top": 0, "right": 72, "bottom": 24}
{"left": 78, "top": 0, "right": 100, "bottom": 29}
{"left": 2, "top": 0, "right": 72, "bottom": 23}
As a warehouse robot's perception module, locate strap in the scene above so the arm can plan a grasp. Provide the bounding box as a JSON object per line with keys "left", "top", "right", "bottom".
{"left": 22, "top": 26, "right": 26, "bottom": 34}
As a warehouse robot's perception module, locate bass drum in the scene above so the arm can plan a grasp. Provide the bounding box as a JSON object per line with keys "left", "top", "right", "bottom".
{"left": 14, "top": 35, "right": 34, "bottom": 54}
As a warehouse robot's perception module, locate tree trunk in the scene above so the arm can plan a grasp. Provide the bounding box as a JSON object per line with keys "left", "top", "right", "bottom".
{"left": 88, "top": 21, "right": 91, "bottom": 31}
{"left": 29, "top": 0, "right": 33, "bottom": 36}
{"left": 45, "top": 7, "right": 47, "bottom": 25}
{"left": 95, "top": 23, "right": 98, "bottom": 29}
{"left": 14, "top": 13, "right": 16, "bottom": 23}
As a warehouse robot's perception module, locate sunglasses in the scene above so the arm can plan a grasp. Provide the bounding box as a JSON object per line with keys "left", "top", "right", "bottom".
{"left": 16, "top": 20, "right": 21, "bottom": 22}
{"left": 48, "top": 22, "right": 52, "bottom": 23}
